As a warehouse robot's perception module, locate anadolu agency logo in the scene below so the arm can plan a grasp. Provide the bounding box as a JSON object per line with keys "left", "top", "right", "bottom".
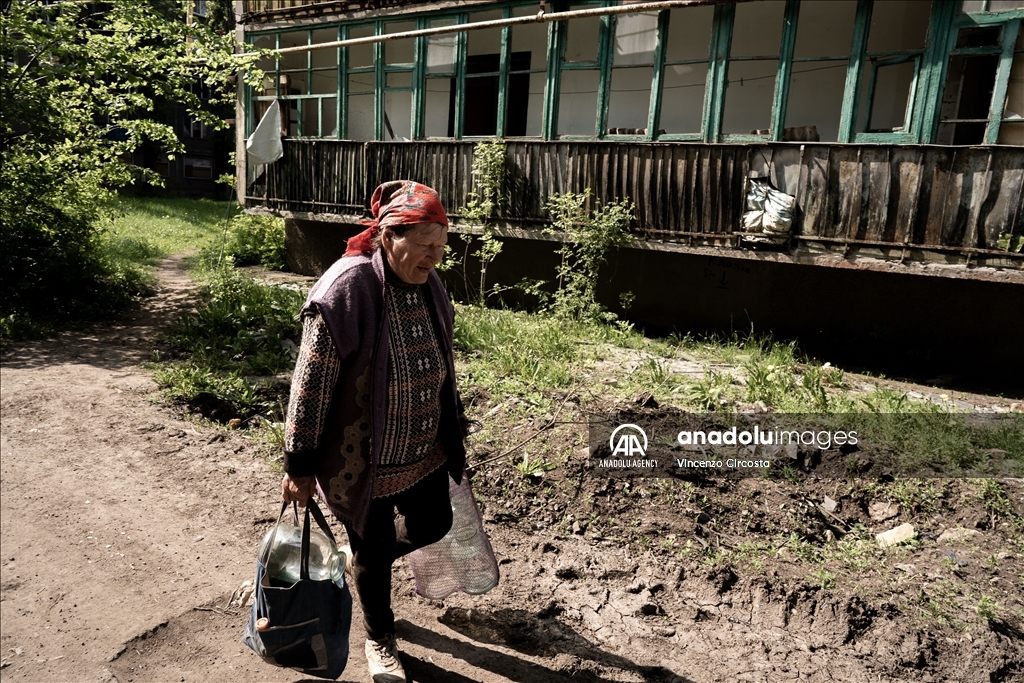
{"left": 609, "top": 423, "right": 648, "bottom": 458}
{"left": 597, "top": 424, "right": 658, "bottom": 469}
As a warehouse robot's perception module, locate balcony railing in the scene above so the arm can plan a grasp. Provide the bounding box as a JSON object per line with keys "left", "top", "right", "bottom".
{"left": 245, "top": 139, "right": 1024, "bottom": 268}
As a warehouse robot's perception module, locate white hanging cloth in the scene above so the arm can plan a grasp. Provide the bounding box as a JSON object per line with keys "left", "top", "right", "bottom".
{"left": 246, "top": 103, "right": 283, "bottom": 165}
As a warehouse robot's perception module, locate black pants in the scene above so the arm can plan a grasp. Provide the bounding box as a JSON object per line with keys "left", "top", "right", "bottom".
{"left": 344, "top": 466, "right": 452, "bottom": 640}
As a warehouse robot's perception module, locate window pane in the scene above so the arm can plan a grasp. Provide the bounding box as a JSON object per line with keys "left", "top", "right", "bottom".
{"left": 525, "top": 72, "right": 546, "bottom": 136}
{"left": 660, "top": 62, "right": 707, "bottom": 134}
{"left": 280, "top": 31, "right": 307, "bottom": 71}
{"left": 558, "top": 69, "right": 599, "bottom": 135}
{"left": 424, "top": 78, "right": 452, "bottom": 137}
{"left": 347, "top": 93, "right": 374, "bottom": 140}
{"left": 565, "top": 10, "right": 601, "bottom": 63}
{"left": 665, "top": 6, "right": 713, "bottom": 62}
{"left": 785, "top": 60, "right": 847, "bottom": 141}
{"left": 384, "top": 90, "right": 411, "bottom": 140}
{"left": 955, "top": 26, "right": 1002, "bottom": 48}
{"left": 607, "top": 66, "right": 653, "bottom": 132}
{"left": 730, "top": 1, "right": 785, "bottom": 57}
{"left": 504, "top": 52, "right": 535, "bottom": 136}
{"left": 997, "top": 121, "right": 1024, "bottom": 145}
{"left": 614, "top": 12, "right": 658, "bottom": 66}
{"left": 348, "top": 25, "right": 374, "bottom": 68}
{"left": 867, "top": 1, "right": 932, "bottom": 53}
{"left": 311, "top": 28, "right": 337, "bottom": 69}
{"left": 349, "top": 72, "right": 374, "bottom": 95}
{"left": 311, "top": 69, "right": 336, "bottom": 95}
{"left": 722, "top": 60, "right": 779, "bottom": 134}
{"left": 860, "top": 60, "right": 916, "bottom": 132}
{"left": 386, "top": 72, "right": 412, "bottom": 89}
{"left": 302, "top": 98, "right": 322, "bottom": 136}
{"left": 468, "top": 10, "right": 503, "bottom": 57}
{"left": 385, "top": 22, "right": 415, "bottom": 64}
{"left": 793, "top": 1, "right": 857, "bottom": 58}
{"left": 1005, "top": 38, "right": 1024, "bottom": 120}
{"left": 322, "top": 97, "right": 338, "bottom": 137}
{"left": 512, "top": 6, "right": 549, "bottom": 64}
{"left": 427, "top": 18, "right": 457, "bottom": 74}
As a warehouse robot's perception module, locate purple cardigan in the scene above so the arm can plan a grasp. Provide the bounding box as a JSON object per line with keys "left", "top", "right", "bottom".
{"left": 294, "top": 249, "right": 466, "bottom": 535}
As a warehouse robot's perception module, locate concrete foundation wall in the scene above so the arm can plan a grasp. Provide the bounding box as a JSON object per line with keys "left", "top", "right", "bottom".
{"left": 285, "top": 218, "right": 1024, "bottom": 392}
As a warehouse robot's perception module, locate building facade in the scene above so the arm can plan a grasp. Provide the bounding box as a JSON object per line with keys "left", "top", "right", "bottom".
{"left": 235, "top": 0, "right": 1024, "bottom": 385}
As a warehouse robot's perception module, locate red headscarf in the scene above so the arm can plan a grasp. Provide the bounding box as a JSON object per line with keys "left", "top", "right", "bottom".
{"left": 344, "top": 180, "right": 449, "bottom": 256}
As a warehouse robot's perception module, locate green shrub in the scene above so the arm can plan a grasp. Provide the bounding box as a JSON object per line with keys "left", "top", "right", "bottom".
{"left": 217, "top": 214, "right": 287, "bottom": 270}
{"left": 163, "top": 266, "right": 304, "bottom": 377}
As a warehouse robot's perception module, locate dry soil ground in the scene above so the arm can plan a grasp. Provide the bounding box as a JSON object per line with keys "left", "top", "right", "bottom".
{"left": 1, "top": 257, "right": 1022, "bottom": 683}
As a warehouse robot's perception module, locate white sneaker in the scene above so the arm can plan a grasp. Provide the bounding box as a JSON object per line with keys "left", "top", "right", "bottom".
{"left": 365, "top": 634, "right": 406, "bottom": 683}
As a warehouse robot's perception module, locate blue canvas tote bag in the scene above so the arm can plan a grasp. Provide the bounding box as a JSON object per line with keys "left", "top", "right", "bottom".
{"left": 242, "top": 499, "right": 352, "bottom": 680}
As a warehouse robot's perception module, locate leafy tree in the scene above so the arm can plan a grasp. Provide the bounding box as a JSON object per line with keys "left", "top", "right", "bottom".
{"left": 1, "top": 0, "right": 255, "bottom": 330}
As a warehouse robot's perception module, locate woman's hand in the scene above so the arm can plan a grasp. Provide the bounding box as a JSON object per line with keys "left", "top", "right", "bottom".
{"left": 281, "top": 473, "right": 318, "bottom": 504}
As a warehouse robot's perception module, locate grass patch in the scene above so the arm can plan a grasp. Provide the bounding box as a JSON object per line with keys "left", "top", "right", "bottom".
{"left": 103, "top": 195, "right": 237, "bottom": 261}
{"left": 154, "top": 265, "right": 305, "bottom": 421}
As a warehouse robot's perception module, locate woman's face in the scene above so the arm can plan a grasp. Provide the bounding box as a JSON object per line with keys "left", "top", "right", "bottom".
{"left": 381, "top": 222, "right": 448, "bottom": 285}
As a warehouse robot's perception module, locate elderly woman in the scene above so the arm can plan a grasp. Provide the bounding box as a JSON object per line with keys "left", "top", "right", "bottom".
{"left": 280, "top": 181, "right": 467, "bottom": 683}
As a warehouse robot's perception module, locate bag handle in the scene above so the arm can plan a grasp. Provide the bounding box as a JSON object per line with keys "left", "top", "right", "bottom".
{"left": 298, "top": 498, "right": 337, "bottom": 580}
{"left": 260, "top": 501, "right": 300, "bottom": 567}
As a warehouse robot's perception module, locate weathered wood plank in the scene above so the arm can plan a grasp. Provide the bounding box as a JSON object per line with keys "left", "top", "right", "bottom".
{"left": 863, "top": 147, "right": 891, "bottom": 242}
{"left": 886, "top": 148, "right": 923, "bottom": 244}
{"left": 832, "top": 147, "right": 863, "bottom": 240}
{"left": 797, "top": 146, "right": 830, "bottom": 237}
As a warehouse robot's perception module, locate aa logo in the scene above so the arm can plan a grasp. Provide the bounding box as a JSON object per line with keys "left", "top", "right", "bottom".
{"left": 609, "top": 424, "right": 648, "bottom": 457}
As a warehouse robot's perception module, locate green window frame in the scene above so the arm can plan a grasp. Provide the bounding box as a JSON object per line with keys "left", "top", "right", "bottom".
{"left": 243, "top": 0, "right": 1024, "bottom": 146}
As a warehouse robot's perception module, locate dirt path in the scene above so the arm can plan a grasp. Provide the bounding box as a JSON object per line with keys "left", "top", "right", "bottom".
{"left": 3, "top": 256, "right": 1021, "bottom": 683}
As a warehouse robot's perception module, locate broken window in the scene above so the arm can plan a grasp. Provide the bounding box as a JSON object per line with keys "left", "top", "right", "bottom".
{"left": 383, "top": 21, "right": 414, "bottom": 140}
{"left": 606, "top": 11, "right": 658, "bottom": 135}
{"left": 558, "top": 5, "right": 603, "bottom": 136}
{"left": 659, "top": 5, "right": 713, "bottom": 136}
{"left": 937, "top": 26, "right": 1002, "bottom": 144}
{"left": 785, "top": 0, "right": 857, "bottom": 142}
{"left": 463, "top": 10, "right": 505, "bottom": 137}
{"left": 997, "top": 26, "right": 1024, "bottom": 145}
{"left": 509, "top": 5, "right": 547, "bottom": 137}
{"left": 854, "top": 1, "right": 932, "bottom": 136}
{"left": 346, "top": 24, "right": 375, "bottom": 140}
{"left": 424, "top": 17, "right": 457, "bottom": 138}
{"left": 721, "top": 1, "right": 786, "bottom": 136}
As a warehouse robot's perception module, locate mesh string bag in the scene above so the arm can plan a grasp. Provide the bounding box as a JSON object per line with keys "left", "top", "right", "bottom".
{"left": 407, "top": 473, "right": 499, "bottom": 599}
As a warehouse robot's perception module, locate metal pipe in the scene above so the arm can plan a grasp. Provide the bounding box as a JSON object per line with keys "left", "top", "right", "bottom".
{"left": 240, "top": 0, "right": 750, "bottom": 57}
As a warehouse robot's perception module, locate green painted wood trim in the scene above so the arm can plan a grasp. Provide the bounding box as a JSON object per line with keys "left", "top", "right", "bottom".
{"left": 914, "top": 0, "right": 957, "bottom": 142}
{"left": 851, "top": 132, "right": 916, "bottom": 143}
{"left": 412, "top": 17, "right": 427, "bottom": 139}
{"left": 595, "top": 12, "right": 614, "bottom": 138}
{"left": 985, "top": 18, "right": 1021, "bottom": 144}
{"left": 838, "top": 0, "right": 873, "bottom": 142}
{"left": 647, "top": 10, "right": 669, "bottom": 141}
{"left": 770, "top": 0, "right": 800, "bottom": 141}
{"left": 335, "top": 25, "right": 343, "bottom": 139}
{"left": 374, "top": 22, "right": 384, "bottom": 141}
{"left": 543, "top": 18, "right": 563, "bottom": 139}
{"left": 703, "top": 3, "right": 734, "bottom": 142}
{"left": 454, "top": 13, "right": 468, "bottom": 139}
{"left": 496, "top": 7, "right": 512, "bottom": 137}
